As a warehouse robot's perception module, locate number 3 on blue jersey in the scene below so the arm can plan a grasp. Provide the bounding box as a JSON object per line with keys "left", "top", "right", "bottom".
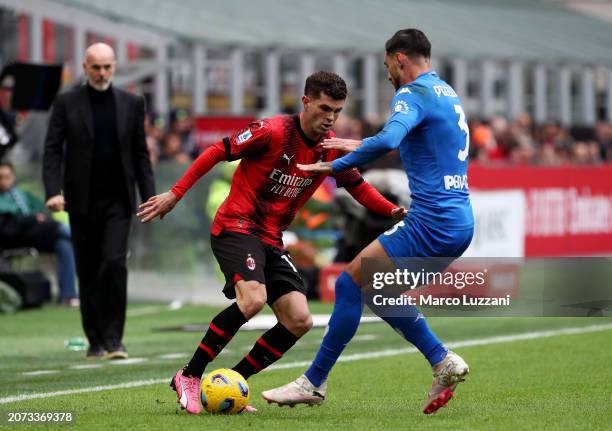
{"left": 454, "top": 105, "right": 469, "bottom": 162}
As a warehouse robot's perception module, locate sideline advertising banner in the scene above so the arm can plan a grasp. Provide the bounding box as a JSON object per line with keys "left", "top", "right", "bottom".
{"left": 193, "top": 116, "right": 254, "bottom": 153}
{"left": 463, "top": 190, "right": 526, "bottom": 258}
{"left": 470, "top": 165, "right": 612, "bottom": 256}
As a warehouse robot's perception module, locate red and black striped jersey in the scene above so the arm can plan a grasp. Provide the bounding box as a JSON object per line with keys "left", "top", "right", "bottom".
{"left": 212, "top": 114, "right": 363, "bottom": 247}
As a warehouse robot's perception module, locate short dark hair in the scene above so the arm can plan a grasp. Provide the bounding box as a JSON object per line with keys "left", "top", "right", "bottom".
{"left": 385, "top": 29, "right": 431, "bottom": 60}
{"left": 304, "top": 71, "right": 347, "bottom": 100}
{"left": 0, "top": 161, "right": 14, "bottom": 172}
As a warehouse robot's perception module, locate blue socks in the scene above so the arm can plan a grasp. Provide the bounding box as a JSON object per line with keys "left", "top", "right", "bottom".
{"left": 305, "top": 272, "right": 448, "bottom": 388}
{"left": 305, "top": 272, "right": 362, "bottom": 387}
{"left": 370, "top": 306, "right": 447, "bottom": 366}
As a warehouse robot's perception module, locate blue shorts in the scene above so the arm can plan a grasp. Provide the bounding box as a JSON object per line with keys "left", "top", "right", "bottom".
{"left": 378, "top": 215, "right": 473, "bottom": 258}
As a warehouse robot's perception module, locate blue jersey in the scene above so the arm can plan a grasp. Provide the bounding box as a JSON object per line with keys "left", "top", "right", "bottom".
{"left": 333, "top": 71, "right": 473, "bottom": 231}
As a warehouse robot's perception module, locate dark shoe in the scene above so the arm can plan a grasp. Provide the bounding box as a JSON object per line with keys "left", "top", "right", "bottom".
{"left": 104, "top": 341, "right": 128, "bottom": 360}
{"left": 86, "top": 345, "right": 107, "bottom": 359}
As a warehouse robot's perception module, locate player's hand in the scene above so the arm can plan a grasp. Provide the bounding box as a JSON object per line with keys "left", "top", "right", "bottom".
{"left": 297, "top": 161, "right": 333, "bottom": 173}
{"left": 137, "top": 191, "right": 178, "bottom": 223}
{"left": 322, "top": 138, "right": 363, "bottom": 153}
{"left": 45, "top": 195, "right": 65, "bottom": 212}
{"left": 391, "top": 206, "right": 407, "bottom": 221}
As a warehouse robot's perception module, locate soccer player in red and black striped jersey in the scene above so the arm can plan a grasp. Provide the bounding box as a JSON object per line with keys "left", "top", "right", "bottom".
{"left": 138, "top": 71, "right": 405, "bottom": 415}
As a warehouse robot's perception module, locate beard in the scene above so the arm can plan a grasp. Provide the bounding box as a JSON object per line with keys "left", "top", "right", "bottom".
{"left": 87, "top": 77, "right": 112, "bottom": 91}
{"left": 390, "top": 76, "right": 400, "bottom": 91}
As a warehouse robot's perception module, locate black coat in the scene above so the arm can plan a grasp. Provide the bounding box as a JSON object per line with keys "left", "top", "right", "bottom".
{"left": 42, "top": 84, "right": 155, "bottom": 214}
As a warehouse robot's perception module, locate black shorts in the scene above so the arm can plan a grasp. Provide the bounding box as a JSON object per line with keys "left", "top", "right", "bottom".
{"left": 210, "top": 230, "right": 306, "bottom": 305}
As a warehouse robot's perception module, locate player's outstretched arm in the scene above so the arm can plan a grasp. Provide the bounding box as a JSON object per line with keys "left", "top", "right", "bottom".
{"left": 137, "top": 191, "right": 178, "bottom": 223}
{"left": 296, "top": 161, "right": 334, "bottom": 173}
{"left": 345, "top": 181, "right": 406, "bottom": 220}
{"left": 321, "top": 138, "right": 363, "bottom": 153}
{"left": 138, "top": 142, "right": 226, "bottom": 223}
{"left": 298, "top": 121, "right": 408, "bottom": 173}
{"left": 331, "top": 121, "right": 408, "bottom": 172}
{"left": 171, "top": 143, "right": 226, "bottom": 199}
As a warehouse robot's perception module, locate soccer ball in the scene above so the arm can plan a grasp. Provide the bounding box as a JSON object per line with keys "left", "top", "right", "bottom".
{"left": 200, "top": 368, "right": 250, "bottom": 414}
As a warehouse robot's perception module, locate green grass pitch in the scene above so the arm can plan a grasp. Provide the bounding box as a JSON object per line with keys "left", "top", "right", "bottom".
{"left": 1, "top": 303, "right": 610, "bottom": 430}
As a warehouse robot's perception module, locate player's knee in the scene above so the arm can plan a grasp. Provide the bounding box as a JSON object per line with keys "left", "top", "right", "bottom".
{"left": 236, "top": 281, "right": 267, "bottom": 318}
{"left": 299, "top": 313, "right": 314, "bottom": 334}
{"left": 285, "top": 312, "right": 313, "bottom": 336}
{"left": 238, "top": 298, "right": 266, "bottom": 319}
{"left": 344, "top": 261, "right": 360, "bottom": 285}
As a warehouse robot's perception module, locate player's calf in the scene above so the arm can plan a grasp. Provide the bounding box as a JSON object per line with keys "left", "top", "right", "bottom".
{"left": 181, "top": 302, "right": 248, "bottom": 379}
{"left": 232, "top": 322, "right": 301, "bottom": 380}
{"left": 272, "top": 290, "right": 313, "bottom": 337}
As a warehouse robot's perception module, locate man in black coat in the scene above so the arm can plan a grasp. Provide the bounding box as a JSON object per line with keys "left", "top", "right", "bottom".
{"left": 43, "top": 43, "right": 155, "bottom": 359}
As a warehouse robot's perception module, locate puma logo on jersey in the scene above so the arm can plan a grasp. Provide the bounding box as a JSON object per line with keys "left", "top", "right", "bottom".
{"left": 282, "top": 153, "right": 295, "bottom": 165}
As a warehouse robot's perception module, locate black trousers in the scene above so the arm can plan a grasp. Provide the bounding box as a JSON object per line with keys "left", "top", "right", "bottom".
{"left": 69, "top": 198, "right": 131, "bottom": 348}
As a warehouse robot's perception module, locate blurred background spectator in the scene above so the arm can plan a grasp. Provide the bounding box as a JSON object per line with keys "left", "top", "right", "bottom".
{"left": 144, "top": 114, "right": 164, "bottom": 166}
{"left": 159, "top": 132, "right": 191, "bottom": 164}
{"left": 0, "top": 161, "right": 78, "bottom": 306}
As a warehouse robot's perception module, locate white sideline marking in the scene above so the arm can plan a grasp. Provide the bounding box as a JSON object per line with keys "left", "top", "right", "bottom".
{"left": 21, "top": 370, "right": 59, "bottom": 376}
{"left": 158, "top": 353, "right": 189, "bottom": 360}
{"left": 108, "top": 358, "right": 147, "bottom": 366}
{"left": 70, "top": 364, "right": 103, "bottom": 370}
{"left": 0, "top": 379, "right": 169, "bottom": 405}
{"left": 242, "top": 314, "right": 380, "bottom": 331}
{"left": 2, "top": 323, "right": 611, "bottom": 405}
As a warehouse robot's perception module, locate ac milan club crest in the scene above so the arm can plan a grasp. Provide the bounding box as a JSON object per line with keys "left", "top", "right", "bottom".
{"left": 246, "top": 254, "right": 256, "bottom": 271}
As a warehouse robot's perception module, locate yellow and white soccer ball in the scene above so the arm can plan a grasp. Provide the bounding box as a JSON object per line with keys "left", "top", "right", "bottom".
{"left": 200, "top": 368, "right": 250, "bottom": 414}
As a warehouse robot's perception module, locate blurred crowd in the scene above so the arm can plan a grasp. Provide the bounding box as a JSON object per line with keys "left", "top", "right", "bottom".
{"left": 326, "top": 113, "right": 612, "bottom": 165}
{"left": 145, "top": 109, "right": 612, "bottom": 166}
{"left": 144, "top": 109, "right": 195, "bottom": 165}
{"left": 468, "top": 114, "right": 612, "bottom": 165}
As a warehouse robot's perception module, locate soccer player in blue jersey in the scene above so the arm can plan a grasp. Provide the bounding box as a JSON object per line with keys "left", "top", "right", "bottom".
{"left": 262, "top": 29, "right": 474, "bottom": 414}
